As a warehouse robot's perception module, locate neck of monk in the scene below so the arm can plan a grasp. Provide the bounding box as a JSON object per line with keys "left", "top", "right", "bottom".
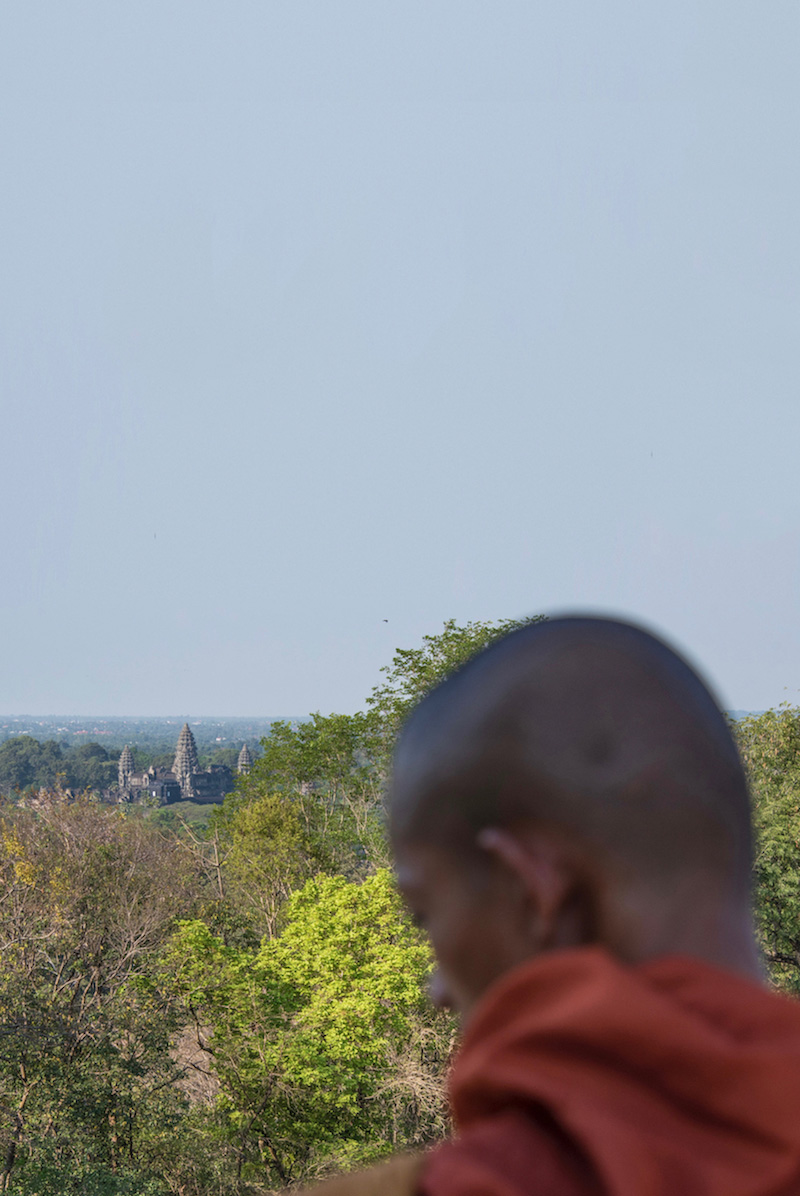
{"left": 600, "top": 876, "right": 765, "bottom": 983}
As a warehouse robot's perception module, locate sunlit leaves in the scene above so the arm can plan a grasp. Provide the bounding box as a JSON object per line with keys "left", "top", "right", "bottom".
{"left": 168, "top": 870, "right": 451, "bottom": 1187}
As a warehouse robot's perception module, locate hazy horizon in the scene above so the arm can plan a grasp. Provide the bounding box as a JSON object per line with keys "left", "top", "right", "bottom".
{"left": 0, "top": 706, "right": 767, "bottom": 724}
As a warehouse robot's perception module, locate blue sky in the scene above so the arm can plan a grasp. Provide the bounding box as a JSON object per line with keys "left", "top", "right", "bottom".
{"left": 2, "top": 3, "right": 799, "bottom": 715}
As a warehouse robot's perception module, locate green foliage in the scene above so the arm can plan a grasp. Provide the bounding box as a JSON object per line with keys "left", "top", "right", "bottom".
{"left": 168, "top": 871, "right": 452, "bottom": 1189}
{"left": 11, "top": 618, "right": 800, "bottom": 1194}
{"left": 203, "top": 746, "right": 243, "bottom": 771}
{"left": 223, "top": 789, "right": 333, "bottom": 936}
{"left": 736, "top": 707, "right": 800, "bottom": 992}
{"left": 0, "top": 736, "right": 118, "bottom": 796}
{"left": 0, "top": 615, "right": 550, "bottom": 1192}
{"left": 0, "top": 795, "right": 201, "bottom": 1193}
{"left": 254, "top": 712, "right": 377, "bottom": 799}
{"left": 0, "top": 735, "right": 65, "bottom": 792}
{"left": 368, "top": 615, "right": 546, "bottom": 734}
{"left": 152, "top": 619, "right": 532, "bottom": 1187}
{"left": 213, "top": 709, "right": 390, "bottom": 914}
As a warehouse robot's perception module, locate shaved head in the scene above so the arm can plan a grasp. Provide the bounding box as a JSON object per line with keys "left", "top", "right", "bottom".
{"left": 392, "top": 617, "right": 753, "bottom": 899}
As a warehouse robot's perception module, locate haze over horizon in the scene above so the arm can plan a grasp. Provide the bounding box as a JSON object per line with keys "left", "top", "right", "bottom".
{"left": 3, "top": 3, "right": 799, "bottom": 718}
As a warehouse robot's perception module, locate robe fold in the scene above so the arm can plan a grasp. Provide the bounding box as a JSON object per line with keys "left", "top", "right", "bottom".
{"left": 421, "top": 947, "right": 800, "bottom": 1196}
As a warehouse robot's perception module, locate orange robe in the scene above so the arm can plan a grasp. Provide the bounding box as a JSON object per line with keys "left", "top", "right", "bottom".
{"left": 420, "top": 947, "right": 800, "bottom": 1196}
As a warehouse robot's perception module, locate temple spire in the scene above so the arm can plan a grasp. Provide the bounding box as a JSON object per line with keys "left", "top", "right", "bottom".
{"left": 237, "top": 742, "right": 253, "bottom": 775}
{"left": 173, "top": 723, "right": 199, "bottom": 799}
{"left": 118, "top": 745, "right": 134, "bottom": 792}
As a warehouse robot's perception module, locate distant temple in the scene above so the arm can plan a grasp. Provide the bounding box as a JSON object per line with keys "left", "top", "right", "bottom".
{"left": 237, "top": 742, "right": 253, "bottom": 775}
{"left": 117, "top": 723, "right": 252, "bottom": 806}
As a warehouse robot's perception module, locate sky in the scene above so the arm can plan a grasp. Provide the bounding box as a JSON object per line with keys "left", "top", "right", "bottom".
{"left": 2, "top": 2, "right": 799, "bottom": 716}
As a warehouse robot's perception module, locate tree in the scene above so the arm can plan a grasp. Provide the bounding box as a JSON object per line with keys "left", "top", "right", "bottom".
{"left": 0, "top": 794, "right": 202, "bottom": 1192}
{"left": 735, "top": 707, "right": 800, "bottom": 992}
{"left": 368, "top": 615, "right": 546, "bottom": 734}
{"left": 0, "top": 616, "right": 549, "bottom": 1192}
{"left": 0, "top": 736, "right": 62, "bottom": 793}
{"left": 168, "top": 871, "right": 453, "bottom": 1190}
{"left": 210, "top": 710, "right": 391, "bottom": 918}
{"left": 222, "top": 789, "right": 332, "bottom": 937}
{"left": 66, "top": 742, "right": 117, "bottom": 793}
{"left": 168, "top": 616, "right": 546, "bottom": 1186}
{"left": 0, "top": 738, "right": 118, "bottom": 797}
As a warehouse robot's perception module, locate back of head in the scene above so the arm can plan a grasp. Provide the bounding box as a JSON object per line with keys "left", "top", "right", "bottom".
{"left": 392, "top": 616, "right": 753, "bottom": 906}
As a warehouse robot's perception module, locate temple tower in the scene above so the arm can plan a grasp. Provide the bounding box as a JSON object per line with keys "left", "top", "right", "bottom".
{"left": 237, "top": 742, "right": 253, "bottom": 775}
{"left": 173, "top": 723, "right": 199, "bottom": 799}
{"left": 118, "top": 745, "right": 134, "bottom": 793}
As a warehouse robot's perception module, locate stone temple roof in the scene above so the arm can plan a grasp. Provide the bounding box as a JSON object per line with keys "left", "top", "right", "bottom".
{"left": 173, "top": 723, "right": 199, "bottom": 778}
{"left": 237, "top": 742, "right": 253, "bottom": 773}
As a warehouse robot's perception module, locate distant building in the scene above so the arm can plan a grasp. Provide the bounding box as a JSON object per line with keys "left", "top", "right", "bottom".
{"left": 145, "top": 777, "right": 183, "bottom": 804}
{"left": 118, "top": 745, "right": 134, "bottom": 792}
{"left": 173, "top": 723, "right": 200, "bottom": 799}
{"left": 237, "top": 742, "right": 253, "bottom": 775}
{"left": 117, "top": 723, "right": 235, "bottom": 806}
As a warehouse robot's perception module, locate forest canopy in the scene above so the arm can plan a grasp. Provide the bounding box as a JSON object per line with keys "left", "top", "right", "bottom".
{"left": 0, "top": 616, "right": 798, "bottom": 1195}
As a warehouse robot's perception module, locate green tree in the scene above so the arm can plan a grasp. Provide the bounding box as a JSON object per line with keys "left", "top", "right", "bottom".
{"left": 0, "top": 736, "right": 64, "bottom": 794}
{"left": 0, "top": 738, "right": 119, "bottom": 797}
{"left": 736, "top": 706, "right": 800, "bottom": 992}
{"left": 222, "top": 789, "right": 332, "bottom": 937}
{"left": 368, "top": 615, "right": 546, "bottom": 734}
{"left": 209, "top": 709, "right": 390, "bottom": 934}
{"left": 168, "top": 871, "right": 453, "bottom": 1190}
{"left": 66, "top": 742, "right": 117, "bottom": 793}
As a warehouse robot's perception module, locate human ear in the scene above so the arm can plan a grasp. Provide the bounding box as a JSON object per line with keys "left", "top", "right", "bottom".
{"left": 475, "top": 827, "right": 580, "bottom": 950}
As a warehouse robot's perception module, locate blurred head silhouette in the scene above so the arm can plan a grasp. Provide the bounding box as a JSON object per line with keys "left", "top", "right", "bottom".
{"left": 390, "top": 616, "right": 760, "bottom": 1021}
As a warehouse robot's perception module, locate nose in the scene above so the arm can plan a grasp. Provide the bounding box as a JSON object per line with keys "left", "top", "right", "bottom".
{"left": 428, "top": 967, "right": 453, "bottom": 1010}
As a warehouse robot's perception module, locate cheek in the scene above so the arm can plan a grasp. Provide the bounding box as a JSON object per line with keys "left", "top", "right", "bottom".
{"left": 428, "top": 897, "right": 512, "bottom": 1012}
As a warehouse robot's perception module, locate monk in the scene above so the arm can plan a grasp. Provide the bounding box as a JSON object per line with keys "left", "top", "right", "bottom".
{"left": 298, "top": 616, "right": 800, "bottom": 1195}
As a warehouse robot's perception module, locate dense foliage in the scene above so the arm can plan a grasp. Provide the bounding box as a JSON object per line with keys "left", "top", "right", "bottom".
{"left": 167, "top": 871, "right": 451, "bottom": 1188}
{"left": 0, "top": 795, "right": 196, "bottom": 1193}
{"left": 737, "top": 706, "right": 800, "bottom": 993}
{"left": 0, "top": 738, "right": 118, "bottom": 796}
{"left": 0, "top": 617, "right": 531, "bottom": 1194}
{"left": 1, "top": 620, "right": 800, "bottom": 1193}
